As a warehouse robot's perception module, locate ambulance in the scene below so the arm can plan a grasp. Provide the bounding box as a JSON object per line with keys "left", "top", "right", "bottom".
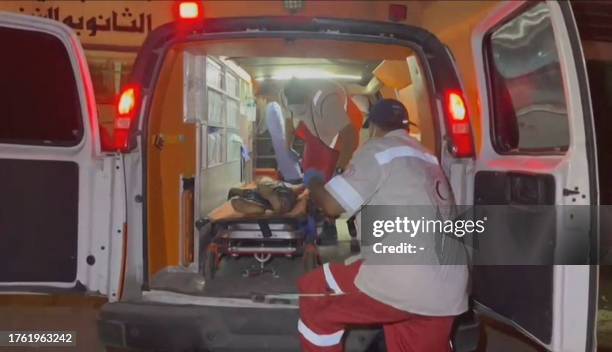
{"left": 0, "top": 1, "right": 606, "bottom": 351}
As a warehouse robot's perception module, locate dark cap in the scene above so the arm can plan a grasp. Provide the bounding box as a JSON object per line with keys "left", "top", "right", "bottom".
{"left": 363, "top": 98, "right": 410, "bottom": 130}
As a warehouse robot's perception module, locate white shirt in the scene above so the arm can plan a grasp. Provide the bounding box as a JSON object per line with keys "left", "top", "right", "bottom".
{"left": 324, "top": 129, "right": 469, "bottom": 316}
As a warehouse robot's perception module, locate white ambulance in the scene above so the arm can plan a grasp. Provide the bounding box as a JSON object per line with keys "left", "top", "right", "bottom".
{"left": 0, "top": 1, "right": 604, "bottom": 351}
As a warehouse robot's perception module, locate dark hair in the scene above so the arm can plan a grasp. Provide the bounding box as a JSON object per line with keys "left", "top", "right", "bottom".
{"left": 283, "top": 79, "right": 308, "bottom": 105}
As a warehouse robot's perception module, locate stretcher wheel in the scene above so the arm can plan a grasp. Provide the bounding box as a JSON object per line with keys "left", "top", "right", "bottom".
{"left": 303, "top": 244, "right": 320, "bottom": 272}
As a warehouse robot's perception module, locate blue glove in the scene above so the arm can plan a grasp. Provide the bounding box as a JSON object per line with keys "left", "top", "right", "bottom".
{"left": 303, "top": 169, "right": 325, "bottom": 188}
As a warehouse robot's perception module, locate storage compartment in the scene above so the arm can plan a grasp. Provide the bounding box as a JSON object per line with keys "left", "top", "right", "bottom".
{"left": 226, "top": 72, "right": 239, "bottom": 97}
{"left": 227, "top": 132, "right": 243, "bottom": 162}
{"left": 207, "top": 89, "right": 225, "bottom": 126}
{"left": 227, "top": 98, "right": 240, "bottom": 128}
{"left": 207, "top": 127, "right": 225, "bottom": 166}
{"left": 206, "top": 58, "right": 223, "bottom": 89}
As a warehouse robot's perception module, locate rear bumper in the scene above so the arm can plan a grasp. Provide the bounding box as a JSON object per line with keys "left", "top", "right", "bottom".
{"left": 98, "top": 300, "right": 377, "bottom": 352}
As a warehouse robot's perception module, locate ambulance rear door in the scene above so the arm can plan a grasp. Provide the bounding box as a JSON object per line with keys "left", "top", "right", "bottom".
{"left": 0, "top": 12, "right": 126, "bottom": 301}
{"left": 470, "top": 1, "right": 597, "bottom": 351}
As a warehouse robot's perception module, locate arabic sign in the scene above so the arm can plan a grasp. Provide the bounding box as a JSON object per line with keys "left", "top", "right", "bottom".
{"left": 1, "top": 0, "right": 174, "bottom": 47}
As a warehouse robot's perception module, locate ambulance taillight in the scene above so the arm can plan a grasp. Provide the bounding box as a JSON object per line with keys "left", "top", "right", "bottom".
{"left": 112, "top": 84, "right": 141, "bottom": 152}
{"left": 445, "top": 90, "right": 474, "bottom": 158}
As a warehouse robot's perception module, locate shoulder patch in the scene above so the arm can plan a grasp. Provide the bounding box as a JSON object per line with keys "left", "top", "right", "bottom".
{"left": 312, "top": 90, "right": 323, "bottom": 107}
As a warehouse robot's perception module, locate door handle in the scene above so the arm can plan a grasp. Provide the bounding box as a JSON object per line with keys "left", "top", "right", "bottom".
{"left": 153, "top": 134, "right": 165, "bottom": 150}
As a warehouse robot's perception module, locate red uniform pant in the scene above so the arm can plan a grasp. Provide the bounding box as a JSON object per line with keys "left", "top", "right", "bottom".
{"left": 297, "top": 261, "right": 454, "bottom": 352}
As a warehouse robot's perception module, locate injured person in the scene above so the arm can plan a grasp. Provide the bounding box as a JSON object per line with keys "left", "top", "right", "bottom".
{"left": 205, "top": 177, "right": 322, "bottom": 279}
{"left": 228, "top": 177, "right": 302, "bottom": 216}
{"left": 297, "top": 99, "right": 469, "bottom": 352}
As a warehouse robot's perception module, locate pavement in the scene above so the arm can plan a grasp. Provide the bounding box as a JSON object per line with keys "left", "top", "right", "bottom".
{"left": 0, "top": 294, "right": 107, "bottom": 352}
{"left": 599, "top": 267, "right": 612, "bottom": 350}
{"left": 0, "top": 246, "right": 610, "bottom": 352}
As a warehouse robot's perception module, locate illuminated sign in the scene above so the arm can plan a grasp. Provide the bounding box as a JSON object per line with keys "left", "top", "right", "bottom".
{"left": 1, "top": 0, "right": 174, "bottom": 47}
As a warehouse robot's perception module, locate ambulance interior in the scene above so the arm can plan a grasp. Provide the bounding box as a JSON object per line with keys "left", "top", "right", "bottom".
{"left": 144, "top": 38, "right": 439, "bottom": 297}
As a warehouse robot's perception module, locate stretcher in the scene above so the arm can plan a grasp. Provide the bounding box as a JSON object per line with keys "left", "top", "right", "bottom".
{"left": 204, "top": 185, "right": 322, "bottom": 279}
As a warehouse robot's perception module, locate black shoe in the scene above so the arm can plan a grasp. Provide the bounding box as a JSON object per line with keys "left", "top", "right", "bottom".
{"left": 318, "top": 221, "right": 338, "bottom": 246}
{"left": 350, "top": 239, "right": 361, "bottom": 254}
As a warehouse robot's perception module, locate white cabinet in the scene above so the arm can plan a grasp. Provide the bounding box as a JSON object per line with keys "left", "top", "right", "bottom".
{"left": 184, "top": 55, "right": 253, "bottom": 170}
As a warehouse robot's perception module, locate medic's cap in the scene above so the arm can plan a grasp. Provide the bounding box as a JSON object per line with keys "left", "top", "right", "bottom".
{"left": 364, "top": 98, "right": 410, "bottom": 130}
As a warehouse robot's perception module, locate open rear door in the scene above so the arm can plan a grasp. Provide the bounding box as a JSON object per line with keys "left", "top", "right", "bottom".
{"left": 0, "top": 13, "right": 125, "bottom": 300}
{"left": 470, "top": 1, "right": 597, "bottom": 351}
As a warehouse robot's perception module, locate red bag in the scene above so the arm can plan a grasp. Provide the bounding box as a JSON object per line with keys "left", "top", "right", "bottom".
{"left": 295, "top": 122, "right": 339, "bottom": 182}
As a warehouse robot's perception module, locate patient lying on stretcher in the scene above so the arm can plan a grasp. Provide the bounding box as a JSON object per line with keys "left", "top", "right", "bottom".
{"left": 228, "top": 177, "right": 305, "bottom": 216}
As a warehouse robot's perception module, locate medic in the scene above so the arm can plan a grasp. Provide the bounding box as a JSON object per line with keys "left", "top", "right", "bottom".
{"left": 298, "top": 99, "right": 469, "bottom": 352}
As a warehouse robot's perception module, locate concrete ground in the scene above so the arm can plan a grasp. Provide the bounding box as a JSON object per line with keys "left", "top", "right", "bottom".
{"left": 1, "top": 231, "right": 611, "bottom": 352}
{"left": 598, "top": 267, "right": 612, "bottom": 351}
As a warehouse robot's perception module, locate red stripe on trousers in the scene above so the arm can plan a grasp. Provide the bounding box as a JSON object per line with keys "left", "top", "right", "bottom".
{"left": 297, "top": 261, "right": 455, "bottom": 352}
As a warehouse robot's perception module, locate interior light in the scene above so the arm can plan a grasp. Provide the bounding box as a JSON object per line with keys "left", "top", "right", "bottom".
{"left": 284, "top": 0, "right": 305, "bottom": 13}
{"left": 255, "top": 68, "right": 362, "bottom": 81}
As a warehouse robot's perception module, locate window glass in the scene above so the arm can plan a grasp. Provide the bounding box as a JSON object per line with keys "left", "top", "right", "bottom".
{"left": 226, "top": 73, "right": 239, "bottom": 97}
{"left": 207, "top": 89, "right": 226, "bottom": 126}
{"left": 206, "top": 59, "right": 223, "bottom": 89}
{"left": 183, "top": 52, "right": 206, "bottom": 123}
{"left": 207, "top": 127, "right": 225, "bottom": 166}
{"left": 0, "top": 27, "right": 83, "bottom": 146}
{"left": 486, "top": 3, "right": 570, "bottom": 153}
{"left": 227, "top": 99, "right": 240, "bottom": 128}
{"left": 227, "top": 132, "right": 243, "bottom": 162}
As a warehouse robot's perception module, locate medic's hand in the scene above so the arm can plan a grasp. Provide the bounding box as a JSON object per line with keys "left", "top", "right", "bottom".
{"left": 303, "top": 169, "right": 325, "bottom": 188}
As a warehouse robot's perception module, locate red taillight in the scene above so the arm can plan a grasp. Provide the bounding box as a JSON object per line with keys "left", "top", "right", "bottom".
{"left": 176, "top": 1, "right": 202, "bottom": 20}
{"left": 112, "top": 84, "right": 141, "bottom": 152}
{"left": 448, "top": 92, "right": 466, "bottom": 121}
{"left": 117, "top": 87, "right": 137, "bottom": 116}
{"left": 445, "top": 90, "right": 474, "bottom": 158}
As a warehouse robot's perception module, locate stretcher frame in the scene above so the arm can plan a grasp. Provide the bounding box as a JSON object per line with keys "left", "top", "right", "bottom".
{"left": 203, "top": 212, "right": 322, "bottom": 279}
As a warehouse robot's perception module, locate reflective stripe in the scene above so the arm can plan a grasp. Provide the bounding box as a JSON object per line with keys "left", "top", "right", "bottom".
{"left": 375, "top": 146, "right": 439, "bottom": 166}
{"left": 325, "top": 175, "right": 364, "bottom": 214}
{"left": 323, "top": 263, "right": 344, "bottom": 294}
{"left": 298, "top": 319, "right": 344, "bottom": 347}
{"left": 313, "top": 90, "right": 323, "bottom": 106}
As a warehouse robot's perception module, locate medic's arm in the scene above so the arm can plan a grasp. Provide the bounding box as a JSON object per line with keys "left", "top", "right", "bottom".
{"left": 321, "top": 94, "right": 357, "bottom": 170}
{"left": 306, "top": 142, "right": 382, "bottom": 217}
{"left": 307, "top": 179, "right": 345, "bottom": 217}
{"left": 335, "top": 124, "right": 358, "bottom": 169}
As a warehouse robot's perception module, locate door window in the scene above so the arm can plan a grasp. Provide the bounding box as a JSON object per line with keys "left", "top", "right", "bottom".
{"left": 0, "top": 26, "right": 83, "bottom": 146}
{"left": 485, "top": 3, "right": 570, "bottom": 154}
